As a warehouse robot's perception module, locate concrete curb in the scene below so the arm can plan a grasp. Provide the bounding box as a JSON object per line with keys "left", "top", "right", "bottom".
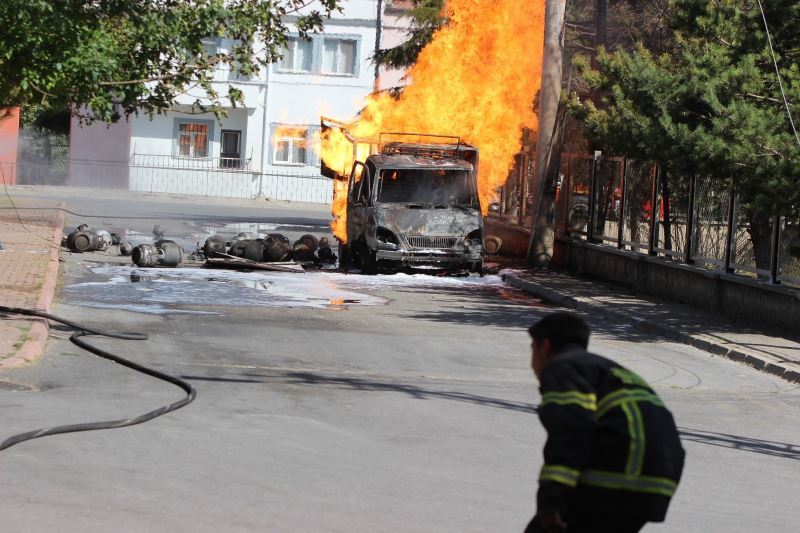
{"left": 0, "top": 207, "right": 64, "bottom": 369}
{"left": 502, "top": 272, "right": 800, "bottom": 384}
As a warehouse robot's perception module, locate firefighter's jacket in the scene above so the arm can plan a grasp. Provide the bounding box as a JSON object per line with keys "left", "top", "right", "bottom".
{"left": 537, "top": 349, "right": 685, "bottom": 521}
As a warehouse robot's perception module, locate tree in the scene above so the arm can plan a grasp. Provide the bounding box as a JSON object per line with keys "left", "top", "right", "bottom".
{"left": 570, "top": 0, "right": 800, "bottom": 268}
{"left": 372, "top": 0, "right": 445, "bottom": 73}
{"left": 0, "top": 0, "right": 342, "bottom": 123}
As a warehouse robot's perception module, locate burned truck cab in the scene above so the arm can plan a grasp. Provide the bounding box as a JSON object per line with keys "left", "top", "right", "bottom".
{"left": 340, "top": 138, "right": 484, "bottom": 274}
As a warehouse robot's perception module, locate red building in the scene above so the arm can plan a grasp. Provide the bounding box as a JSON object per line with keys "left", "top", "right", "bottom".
{"left": 0, "top": 108, "right": 20, "bottom": 184}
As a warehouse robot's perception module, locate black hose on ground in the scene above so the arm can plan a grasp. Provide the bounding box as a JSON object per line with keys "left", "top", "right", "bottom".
{"left": 0, "top": 306, "right": 196, "bottom": 452}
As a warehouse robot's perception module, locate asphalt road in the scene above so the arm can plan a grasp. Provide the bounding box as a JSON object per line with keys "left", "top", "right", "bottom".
{"left": 1, "top": 188, "right": 800, "bottom": 532}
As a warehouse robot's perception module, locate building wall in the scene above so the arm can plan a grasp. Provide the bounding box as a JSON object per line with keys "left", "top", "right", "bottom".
{"left": 379, "top": 0, "right": 414, "bottom": 91}
{"left": 128, "top": 107, "right": 256, "bottom": 198}
{"left": 129, "top": 107, "right": 250, "bottom": 159}
{"left": 68, "top": 113, "right": 131, "bottom": 188}
{"left": 266, "top": 14, "right": 378, "bottom": 168}
{"left": 0, "top": 108, "right": 20, "bottom": 184}
{"left": 68, "top": 1, "right": 380, "bottom": 203}
{"left": 262, "top": 4, "right": 379, "bottom": 201}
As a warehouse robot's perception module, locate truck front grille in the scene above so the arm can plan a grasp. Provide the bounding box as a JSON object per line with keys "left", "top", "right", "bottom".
{"left": 406, "top": 236, "right": 459, "bottom": 249}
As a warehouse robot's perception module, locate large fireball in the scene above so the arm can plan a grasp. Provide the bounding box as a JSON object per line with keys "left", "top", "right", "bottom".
{"left": 322, "top": 0, "right": 546, "bottom": 241}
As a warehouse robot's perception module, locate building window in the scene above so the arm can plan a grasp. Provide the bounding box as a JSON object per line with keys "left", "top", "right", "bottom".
{"left": 220, "top": 130, "right": 242, "bottom": 168}
{"left": 177, "top": 123, "right": 209, "bottom": 158}
{"left": 278, "top": 38, "right": 313, "bottom": 73}
{"left": 322, "top": 39, "right": 356, "bottom": 75}
{"left": 273, "top": 126, "right": 308, "bottom": 165}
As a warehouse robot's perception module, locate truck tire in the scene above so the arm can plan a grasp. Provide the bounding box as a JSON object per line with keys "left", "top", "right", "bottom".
{"left": 359, "top": 241, "right": 378, "bottom": 275}
{"left": 337, "top": 242, "right": 351, "bottom": 269}
{"left": 470, "top": 259, "right": 484, "bottom": 276}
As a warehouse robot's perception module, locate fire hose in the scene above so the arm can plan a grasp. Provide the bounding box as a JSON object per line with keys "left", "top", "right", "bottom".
{"left": 0, "top": 306, "right": 196, "bottom": 452}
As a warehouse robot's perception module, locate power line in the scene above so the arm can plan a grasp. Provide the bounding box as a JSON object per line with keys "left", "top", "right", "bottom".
{"left": 756, "top": 0, "right": 800, "bottom": 148}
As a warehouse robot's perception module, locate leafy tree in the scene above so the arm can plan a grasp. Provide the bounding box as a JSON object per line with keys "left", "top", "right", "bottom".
{"left": 0, "top": 0, "right": 342, "bottom": 123}
{"left": 570, "top": 0, "right": 800, "bottom": 268}
{"left": 373, "top": 0, "right": 445, "bottom": 72}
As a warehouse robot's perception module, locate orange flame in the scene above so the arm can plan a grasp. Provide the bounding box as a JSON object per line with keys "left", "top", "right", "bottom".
{"left": 322, "top": 0, "right": 546, "bottom": 241}
{"left": 272, "top": 126, "right": 309, "bottom": 148}
{"left": 331, "top": 176, "right": 349, "bottom": 240}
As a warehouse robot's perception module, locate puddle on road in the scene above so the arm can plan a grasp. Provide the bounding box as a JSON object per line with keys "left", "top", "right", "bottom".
{"left": 64, "top": 266, "right": 387, "bottom": 314}
{"left": 63, "top": 266, "right": 508, "bottom": 315}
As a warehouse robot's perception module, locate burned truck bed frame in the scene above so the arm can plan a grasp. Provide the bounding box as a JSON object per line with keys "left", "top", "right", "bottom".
{"left": 321, "top": 118, "right": 484, "bottom": 275}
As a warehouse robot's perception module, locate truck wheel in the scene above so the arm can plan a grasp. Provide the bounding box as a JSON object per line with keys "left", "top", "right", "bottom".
{"left": 471, "top": 259, "right": 484, "bottom": 276}
{"left": 338, "top": 242, "right": 351, "bottom": 270}
{"left": 355, "top": 239, "right": 377, "bottom": 275}
{"left": 361, "top": 248, "right": 378, "bottom": 275}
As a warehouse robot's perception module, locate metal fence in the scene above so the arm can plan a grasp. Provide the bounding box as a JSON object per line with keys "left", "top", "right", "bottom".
{"left": 258, "top": 170, "right": 333, "bottom": 204}
{"left": 555, "top": 153, "right": 800, "bottom": 287}
{"left": 492, "top": 147, "right": 536, "bottom": 226}
{"left": 2, "top": 155, "right": 333, "bottom": 204}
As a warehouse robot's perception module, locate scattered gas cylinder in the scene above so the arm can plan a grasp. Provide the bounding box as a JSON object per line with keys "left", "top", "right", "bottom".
{"left": 132, "top": 244, "right": 160, "bottom": 267}
{"left": 243, "top": 240, "right": 266, "bottom": 262}
{"left": 233, "top": 231, "right": 256, "bottom": 241}
{"left": 296, "top": 234, "right": 319, "bottom": 253}
{"left": 264, "top": 236, "right": 292, "bottom": 262}
{"left": 228, "top": 239, "right": 249, "bottom": 257}
{"left": 267, "top": 233, "right": 290, "bottom": 245}
{"left": 203, "top": 235, "right": 227, "bottom": 257}
{"left": 318, "top": 237, "right": 337, "bottom": 263}
{"left": 94, "top": 230, "right": 113, "bottom": 251}
{"left": 65, "top": 230, "right": 100, "bottom": 252}
{"left": 132, "top": 242, "right": 183, "bottom": 267}
{"left": 159, "top": 242, "right": 183, "bottom": 266}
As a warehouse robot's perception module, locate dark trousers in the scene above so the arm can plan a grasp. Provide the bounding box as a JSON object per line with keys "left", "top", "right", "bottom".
{"left": 525, "top": 512, "right": 648, "bottom": 533}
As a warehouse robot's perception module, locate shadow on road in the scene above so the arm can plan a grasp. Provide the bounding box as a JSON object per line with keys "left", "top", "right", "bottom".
{"left": 678, "top": 428, "right": 800, "bottom": 460}
{"left": 178, "top": 370, "right": 800, "bottom": 461}
{"left": 180, "top": 370, "right": 539, "bottom": 415}
{"left": 398, "top": 286, "right": 685, "bottom": 345}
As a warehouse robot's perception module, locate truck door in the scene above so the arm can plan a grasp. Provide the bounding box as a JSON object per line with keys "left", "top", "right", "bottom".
{"left": 346, "top": 161, "right": 371, "bottom": 243}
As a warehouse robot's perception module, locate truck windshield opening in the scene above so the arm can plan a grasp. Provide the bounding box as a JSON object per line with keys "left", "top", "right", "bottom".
{"left": 377, "top": 169, "right": 477, "bottom": 207}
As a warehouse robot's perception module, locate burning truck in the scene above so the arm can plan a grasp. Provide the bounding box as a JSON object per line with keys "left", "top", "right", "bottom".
{"left": 320, "top": 118, "right": 484, "bottom": 275}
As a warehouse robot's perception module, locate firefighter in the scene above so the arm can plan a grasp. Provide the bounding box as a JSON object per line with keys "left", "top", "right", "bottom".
{"left": 525, "top": 312, "right": 685, "bottom": 533}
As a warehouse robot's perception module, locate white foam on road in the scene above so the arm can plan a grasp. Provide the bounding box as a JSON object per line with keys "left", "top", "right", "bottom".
{"left": 64, "top": 266, "right": 504, "bottom": 315}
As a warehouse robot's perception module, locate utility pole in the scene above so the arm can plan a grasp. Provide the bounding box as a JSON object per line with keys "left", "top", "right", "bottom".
{"left": 527, "top": 0, "right": 567, "bottom": 267}
{"left": 373, "top": 0, "right": 384, "bottom": 92}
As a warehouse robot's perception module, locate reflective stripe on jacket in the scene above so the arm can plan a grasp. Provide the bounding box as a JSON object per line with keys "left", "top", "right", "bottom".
{"left": 537, "top": 350, "right": 685, "bottom": 522}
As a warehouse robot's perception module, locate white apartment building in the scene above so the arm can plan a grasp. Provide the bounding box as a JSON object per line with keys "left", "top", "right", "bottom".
{"left": 69, "top": 0, "right": 391, "bottom": 203}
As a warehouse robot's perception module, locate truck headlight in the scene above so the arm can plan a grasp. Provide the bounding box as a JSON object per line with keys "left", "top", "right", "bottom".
{"left": 467, "top": 229, "right": 483, "bottom": 248}
{"left": 376, "top": 227, "right": 399, "bottom": 250}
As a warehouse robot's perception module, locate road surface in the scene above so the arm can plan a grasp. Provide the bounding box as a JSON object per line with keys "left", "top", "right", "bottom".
{"left": 1, "top": 188, "right": 799, "bottom": 532}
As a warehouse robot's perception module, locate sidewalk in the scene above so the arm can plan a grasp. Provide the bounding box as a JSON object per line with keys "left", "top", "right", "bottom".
{"left": 0, "top": 203, "right": 63, "bottom": 368}
{"left": 502, "top": 269, "right": 800, "bottom": 384}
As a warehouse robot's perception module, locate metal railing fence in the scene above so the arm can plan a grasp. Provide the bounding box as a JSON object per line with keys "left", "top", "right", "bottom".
{"left": 0, "top": 158, "right": 333, "bottom": 205}
{"left": 552, "top": 153, "right": 799, "bottom": 287}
